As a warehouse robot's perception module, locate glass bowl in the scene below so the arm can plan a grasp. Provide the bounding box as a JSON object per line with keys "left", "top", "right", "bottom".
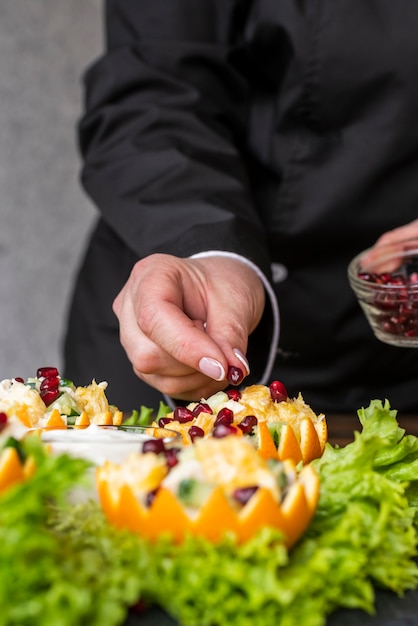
{"left": 38, "top": 424, "right": 181, "bottom": 466}
{"left": 348, "top": 237, "right": 418, "bottom": 347}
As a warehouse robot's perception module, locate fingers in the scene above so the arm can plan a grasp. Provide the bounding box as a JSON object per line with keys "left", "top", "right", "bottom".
{"left": 112, "top": 254, "right": 265, "bottom": 399}
{"left": 112, "top": 254, "right": 264, "bottom": 398}
{"left": 360, "top": 220, "right": 418, "bottom": 273}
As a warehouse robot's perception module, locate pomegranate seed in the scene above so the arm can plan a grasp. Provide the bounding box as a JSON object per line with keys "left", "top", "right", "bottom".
{"left": 158, "top": 417, "right": 173, "bottom": 428}
{"left": 269, "top": 380, "right": 288, "bottom": 403}
{"left": 238, "top": 414, "right": 258, "bottom": 434}
{"left": 165, "top": 447, "right": 180, "bottom": 467}
{"left": 40, "top": 376, "right": 60, "bottom": 392}
{"left": 233, "top": 486, "right": 258, "bottom": 505}
{"left": 213, "top": 423, "right": 237, "bottom": 438}
{"left": 37, "top": 366, "right": 59, "bottom": 379}
{"left": 192, "top": 403, "right": 213, "bottom": 418}
{"left": 188, "top": 425, "right": 205, "bottom": 442}
{"left": 14, "top": 377, "right": 24, "bottom": 384}
{"left": 145, "top": 488, "right": 159, "bottom": 507}
{"left": 214, "top": 407, "right": 234, "bottom": 427}
{"left": 227, "top": 365, "right": 244, "bottom": 386}
{"left": 358, "top": 269, "right": 418, "bottom": 340}
{"left": 226, "top": 388, "right": 241, "bottom": 401}
{"left": 174, "top": 406, "right": 194, "bottom": 423}
{"left": 40, "top": 388, "right": 60, "bottom": 406}
{"left": 142, "top": 438, "right": 166, "bottom": 454}
{"left": 0, "top": 412, "right": 8, "bottom": 431}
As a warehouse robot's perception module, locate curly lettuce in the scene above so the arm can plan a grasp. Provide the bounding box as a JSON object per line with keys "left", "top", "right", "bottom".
{"left": 0, "top": 400, "right": 417, "bottom": 626}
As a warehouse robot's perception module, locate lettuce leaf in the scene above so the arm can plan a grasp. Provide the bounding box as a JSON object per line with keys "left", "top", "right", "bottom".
{"left": 0, "top": 400, "right": 417, "bottom": 626}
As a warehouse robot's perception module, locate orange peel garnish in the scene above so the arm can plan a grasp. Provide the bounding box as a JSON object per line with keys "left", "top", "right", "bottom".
{"left": 0, "top": 446, "right": 36, "bottom": 494}
{"left": 96, "top": 461, "right": 319, "bottom": 548}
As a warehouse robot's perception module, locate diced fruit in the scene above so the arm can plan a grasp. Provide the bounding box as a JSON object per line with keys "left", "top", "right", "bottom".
{"left": 269, "top": 380, "right": 288, "bottom": 403}
{"left": 44, "top": 409, "right": 66, "bottom": 429}
{"left": 178, "top": 478, "right": 214, "bottom": 508}
{"left": 96, "top": 437, "right": 320, "bottom": 547}
{"left": 37, "top": 366, "right": 59, "bottom": 379}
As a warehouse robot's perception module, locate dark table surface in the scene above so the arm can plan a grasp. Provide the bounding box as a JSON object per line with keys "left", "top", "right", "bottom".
{"left": 125, "top": 413, "right": 418, "bottom": 626}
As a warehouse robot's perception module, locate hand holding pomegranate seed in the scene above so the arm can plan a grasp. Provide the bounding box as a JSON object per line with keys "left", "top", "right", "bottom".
{"left": 112, "top": 253, "right": 263, "bottom": 400}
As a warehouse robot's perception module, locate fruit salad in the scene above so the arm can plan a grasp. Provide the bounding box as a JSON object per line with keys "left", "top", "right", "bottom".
{"left": 0, "top": 367, "right": 123, "bottom": 429}
{"left": 152, "top": 380, "right": 327, "bottom": 464}
{"left": 96, "top": 434, "right": 320, "bottom": 547}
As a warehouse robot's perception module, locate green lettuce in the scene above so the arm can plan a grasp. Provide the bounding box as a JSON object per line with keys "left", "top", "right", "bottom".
{"left": 0, "top": 400, "right": 417, "bottom": 626}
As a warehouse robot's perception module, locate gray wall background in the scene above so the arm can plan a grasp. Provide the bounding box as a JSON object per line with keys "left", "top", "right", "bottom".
{"left": 0, "top": 0, "right": 103, "bottom": 381}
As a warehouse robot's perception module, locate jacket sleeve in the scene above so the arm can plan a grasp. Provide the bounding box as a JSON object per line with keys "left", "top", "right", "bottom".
{"left": 78, "top": 0, "right": 272, "bottom": 276}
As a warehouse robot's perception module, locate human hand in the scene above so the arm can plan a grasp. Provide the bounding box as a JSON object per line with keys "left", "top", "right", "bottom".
{"left": 112, "top": 253, "right": 266, "bottom": 401}
{"left": 360, "top": 219, "right": 418, "bottom": 273}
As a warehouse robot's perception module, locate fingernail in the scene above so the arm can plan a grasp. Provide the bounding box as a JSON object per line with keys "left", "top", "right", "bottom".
{"left": 233, "top": 348, "right": 250, "bottom": 375}
{"left": 198, "top": 357, "right": 226, "bottom": 382}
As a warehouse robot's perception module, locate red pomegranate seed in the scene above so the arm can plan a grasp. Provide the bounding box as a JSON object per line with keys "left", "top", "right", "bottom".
{"left": 227, "top": 366, "right": 244, "bottom": 386}
{"left": 145, "top": 488, "right": 159, "bottom": 507}
{"left": 233, "top": 486, "right": 258, "bottom": 505}
{"left": 174, "top": 406, "right": 194, "bottom": 424}
{"left": 40, "top": 388, "right": 60, "bottom": 406}
{"left": 214, "top": 407, "right": 234, "bottom": 427}
{"left": 213, "top": 423, "right": 237, "bottom": 438}
{"left": 40, "top": 376, "right": 60, "bottom": 392}
{"left": 269, "top": 380, "right": 288, "bottom": 403}
{"left": 0, "top": 412, "right": 8, "bottom": 431}
{"left": 226, "top": 388, "right": 241, "bottom": 402}
{"left": 142, "top": 438, "right": 166, "bottom": 454}
{"left": 188, "top": 425, "right": 205, "bottom": 442}
{"left": 165, "top": 447, "right": 180, "bottom": 467}
{"left": 14, "top": 377, "right": 24, "bottom": 384}
{"left": 37, "top": 367, "right": 59, "bottom": 379}
{"left": 238, "top": 415, "right": 258, "bottom": 434}
{"left": 192, "top": 403, "right": 213, "bottom": 418}
{"left": 158, "top": 417, "right": 173, "bottom": 428}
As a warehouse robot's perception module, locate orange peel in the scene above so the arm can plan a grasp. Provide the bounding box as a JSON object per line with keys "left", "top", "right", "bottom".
{"left": 0, "top": 446, "right": 36, "bottom": 494}
{"left": 96, "top": 457, "right": 319, "bottom": 548}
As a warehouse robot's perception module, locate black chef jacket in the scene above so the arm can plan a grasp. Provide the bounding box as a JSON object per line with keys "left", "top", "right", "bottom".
{"left": 64, "top": 0, "right": 418, "bottom": 413}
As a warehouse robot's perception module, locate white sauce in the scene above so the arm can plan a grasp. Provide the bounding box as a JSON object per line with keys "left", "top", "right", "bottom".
{"left": 41, "top": 424, "right": 153, "bottom": 466}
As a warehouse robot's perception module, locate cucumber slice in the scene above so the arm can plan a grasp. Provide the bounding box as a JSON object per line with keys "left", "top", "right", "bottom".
{"left": 178, "top": 478, "right": 214, "bottom": 508}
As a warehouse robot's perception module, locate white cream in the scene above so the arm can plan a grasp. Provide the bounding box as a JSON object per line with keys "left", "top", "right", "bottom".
{"left": 41, "top": 424, "right": 152, "bottom": 466}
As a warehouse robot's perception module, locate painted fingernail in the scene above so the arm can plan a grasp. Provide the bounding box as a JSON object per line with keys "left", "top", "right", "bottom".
{"left": 233, "top": 348, "right": 250, "bottom": 375}
{"left": 198, "top": 357, "right": 226, "bottom": 382}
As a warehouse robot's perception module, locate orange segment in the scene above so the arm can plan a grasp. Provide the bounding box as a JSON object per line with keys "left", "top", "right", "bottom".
{"left": 280, "top": 481, "right": 312, "bottom": 547}
{"left": 239, "top": 488, "right": 285, "bottom": 543}
{"left": 74, "top": 411, "right": 90, "bottom": 429}
{"left": 0, "top": 447, "right": 25, "bottom": 493}
{"left": 147, "top": 488, "right": 192, "bottom": 542}
{"left": 299, "top": 464, "right": 320, "bottom": 512}
{"left": 14, "top": 406, "right": 33, "bottom": 428}
{"left": 91, "top": 411, "right": 113, "bottom": 425}
{"left": 45, "top": 409, "right": 67, "bottom": 429}
{"left": 112, "top": 410, "right": 123, "bottom": 426}
{"left": 193, "top": 487, "right": 238, "bottom": 542}
{"left": 299, "top": 418, "right": 322, "bottom": 464}
{"left": 277, "top": 424, "right": 303, "bottom": 465}
{"left": 257, "top": 420, "right": 280, "bottom": 461}
{"left": 314, "top": 418, "right": 328, "bottom": 452}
